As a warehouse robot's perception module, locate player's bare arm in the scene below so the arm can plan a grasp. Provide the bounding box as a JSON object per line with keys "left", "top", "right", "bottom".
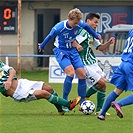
{"left": 72, "top": 40, "right": 83, "bottom": 52}
{"left": 4, "top": 69, "right": 16, "bottom": 90}
{"left": 98, "top": 37, "right": 115, "bottom": 51}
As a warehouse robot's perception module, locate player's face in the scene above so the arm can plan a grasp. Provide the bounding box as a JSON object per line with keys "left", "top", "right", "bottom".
{"left": 68, "top": 18, "right": 80, "bottom": 28}
{"left": 86, "top": 17, "right": 99, "bottom": 30}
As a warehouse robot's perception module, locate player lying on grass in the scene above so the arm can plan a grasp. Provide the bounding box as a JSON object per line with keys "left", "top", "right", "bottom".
{"left": 97, "top": 28, "right": 133, "bottom": 120}
{"left": 0, "top": 60, "right": 81, "bottom": 115}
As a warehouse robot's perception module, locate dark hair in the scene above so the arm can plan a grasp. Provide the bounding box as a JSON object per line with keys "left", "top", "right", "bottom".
{"left": 85, "top": 13, "right": 100, "bottom": 22}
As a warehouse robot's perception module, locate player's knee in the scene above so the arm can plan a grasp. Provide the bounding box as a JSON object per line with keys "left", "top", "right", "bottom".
{"left": 64, "top": 66, "right": 75, "bottom": 77}
{"left": 48, "top": 86, "right": 54, "bottom": 93}
{"left": 102, "top": 78, "right": 106, "bottom": 84}
{"left": 42, "top": 91, "right": 51, "bottom": 99}
{"left": 80, "top": 73, "right": 86, "bottom": 79}
{"left": 96, "top": 83, "right": 106, "bottom": 91}
{"left": 67, "top": 71, "right": 75, "bottom": 77}
{"left": 75, "top": 69, "right": 86, "bottom": 79}
{"left": 42, "top": 84, "right": 54, "bottom": 94}
{"left": 101, "top": 85, "right": 106, "bottom": 91}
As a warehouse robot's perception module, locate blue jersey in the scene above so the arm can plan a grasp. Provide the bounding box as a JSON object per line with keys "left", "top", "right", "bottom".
{"left": 121, "top": 28, "right": 133, "bottom": 64}
{"left": 110, "top": 28, "right": 133, "bottom": 91}
{"left": 40, "top": 20, "right": 99, "bottom": 50}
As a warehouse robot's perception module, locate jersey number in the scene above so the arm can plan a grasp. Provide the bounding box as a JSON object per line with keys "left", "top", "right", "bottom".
{"left": 123, "top": 37, "right": 133, "bottom": 53}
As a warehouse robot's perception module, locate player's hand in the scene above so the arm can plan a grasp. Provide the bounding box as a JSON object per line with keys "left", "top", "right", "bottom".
{"left": 76, "top": 44, "right": 83, "bottom": 52}
{"left": 109, "top": 37, "right": 115, "bottom": 44}
{"left": 38, "top": 43, "right": 44, "bottom": 53}
{"left": 4, "top": 80, "right": 12, "bottom": 90}
{"left": 98, "top": 35, "right": 102, "bottom": 40}
{"left": 72, "top": 40, "right": 83, "bottom": 52}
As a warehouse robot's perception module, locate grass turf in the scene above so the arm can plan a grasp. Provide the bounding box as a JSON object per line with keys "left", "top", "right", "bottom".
{"left": 0, "top": 70, "right": 133, "bottom": 133}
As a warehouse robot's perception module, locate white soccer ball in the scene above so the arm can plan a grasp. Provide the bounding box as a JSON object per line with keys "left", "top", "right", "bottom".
{"left": 80, "top": 100, "right": 95, "bottom": 115}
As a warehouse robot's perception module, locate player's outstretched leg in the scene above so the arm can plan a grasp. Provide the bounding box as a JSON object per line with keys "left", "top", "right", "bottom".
{"left": 58, "top": 96, "right": 81, "bottom": 115}
{"left": 111, "top": 101, "right": 124, "bottom": 118}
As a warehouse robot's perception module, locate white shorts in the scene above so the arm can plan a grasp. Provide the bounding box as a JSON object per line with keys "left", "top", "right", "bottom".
{"left": 12, "top": 79, "right": 44, "bottom": 102}
{"left": 84, "top": 63, "right": 105, "bottom": 88}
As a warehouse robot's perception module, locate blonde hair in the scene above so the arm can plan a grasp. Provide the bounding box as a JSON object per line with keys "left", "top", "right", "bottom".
{"left": 68, "top": 8, "right": 83, "bottom": 20}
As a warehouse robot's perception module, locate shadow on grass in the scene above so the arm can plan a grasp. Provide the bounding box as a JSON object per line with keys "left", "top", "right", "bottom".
{"left": 0, "top": 110, "right": 96, "bottom": 117}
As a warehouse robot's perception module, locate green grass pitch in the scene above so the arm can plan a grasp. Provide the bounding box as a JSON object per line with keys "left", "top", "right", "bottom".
{"left": 0, "top": 70, "right": 133, "bottom": 133}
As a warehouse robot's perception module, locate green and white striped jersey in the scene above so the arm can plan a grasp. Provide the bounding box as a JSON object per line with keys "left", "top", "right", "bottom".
{"left": 76, "top": 28, "right": 101, "bottom": 65}
{"left": 0, "top": 60, "right": 17, "bottom": 96}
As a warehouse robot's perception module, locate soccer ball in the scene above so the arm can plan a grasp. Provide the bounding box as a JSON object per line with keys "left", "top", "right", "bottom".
{"left": 80, "top": 100, "right": 95, "bottom": 115}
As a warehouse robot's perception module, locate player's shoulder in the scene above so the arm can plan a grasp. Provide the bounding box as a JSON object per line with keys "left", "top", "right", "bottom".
{"left": 54, "top": 20, "right": 66, "bottom": 31}
{"left": 55, "top": 20, "right": 65, "bottom": 27}
{"left": 78, "top": 28, "right": 90, "bottom": 38}
{"left": 79, "top": 28, "right": 87, "bottom": 33}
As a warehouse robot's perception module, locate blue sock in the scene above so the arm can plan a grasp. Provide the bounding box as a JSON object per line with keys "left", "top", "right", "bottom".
{"left": 63, "top": 76, "right": 73, "bottom": 100}
{"left": 78, "top": 79, "right": 86, "bottom": 104}
{"left": 117, "top": 94, "right": 133, "bottom": 107}
{"left": 100, "top": 91, "right": 118, "bottom": 116}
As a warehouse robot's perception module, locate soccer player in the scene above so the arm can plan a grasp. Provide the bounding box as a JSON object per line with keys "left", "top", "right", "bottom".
{"left": 0, "top": 60, "right": 81, "bottom": 115}
{"left": 38, "top": 8, "right": 101, "bottom": 111}
{"left": 97, "top": 28, "right": 133, "bottom": 120}
{"left": 73, "top": 13, "right": 115, "bottom": 114}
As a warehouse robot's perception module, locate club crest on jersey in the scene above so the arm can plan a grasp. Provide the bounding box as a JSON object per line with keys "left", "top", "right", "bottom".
{"left": 74, "top": 30, "right": 78, "bottom": 35}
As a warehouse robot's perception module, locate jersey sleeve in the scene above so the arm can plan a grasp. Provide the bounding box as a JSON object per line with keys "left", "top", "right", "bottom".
{"left": 0, "top": 61, "right": 13, "bottom": 72}
{"left": 40, "top": 27, "right": 57, "bottom": 50}
{"left": 76, "top": 28, "right": 90, "bottom": 44}
{"left": 76, "top": 35, "right": 87, "bottom": 44}
{"left": 93, "top": 38, "right": 102, "bottom": 50}
{"left": 80, "top": 21, "right": 100, "bottom": 39}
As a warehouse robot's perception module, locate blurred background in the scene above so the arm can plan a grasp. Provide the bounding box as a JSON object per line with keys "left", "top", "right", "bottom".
{"left": 0, "top": 0, "right": 133, "bottom": 70}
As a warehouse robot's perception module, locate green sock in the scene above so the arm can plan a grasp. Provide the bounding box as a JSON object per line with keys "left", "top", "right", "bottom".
{"left": 47, "top": 94, "right": 70, "bottom": 108}
{"left": 52, "top": 91, "right": 63, "bottom": 112}
{"left": 53, "top": 91, "right": 58, "bottom": 96}
{"left": 96, "top": 88, "right": 106, "bottom": 112}
{"left": 86, "top": 86, "right": 97, "bottom": 98}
